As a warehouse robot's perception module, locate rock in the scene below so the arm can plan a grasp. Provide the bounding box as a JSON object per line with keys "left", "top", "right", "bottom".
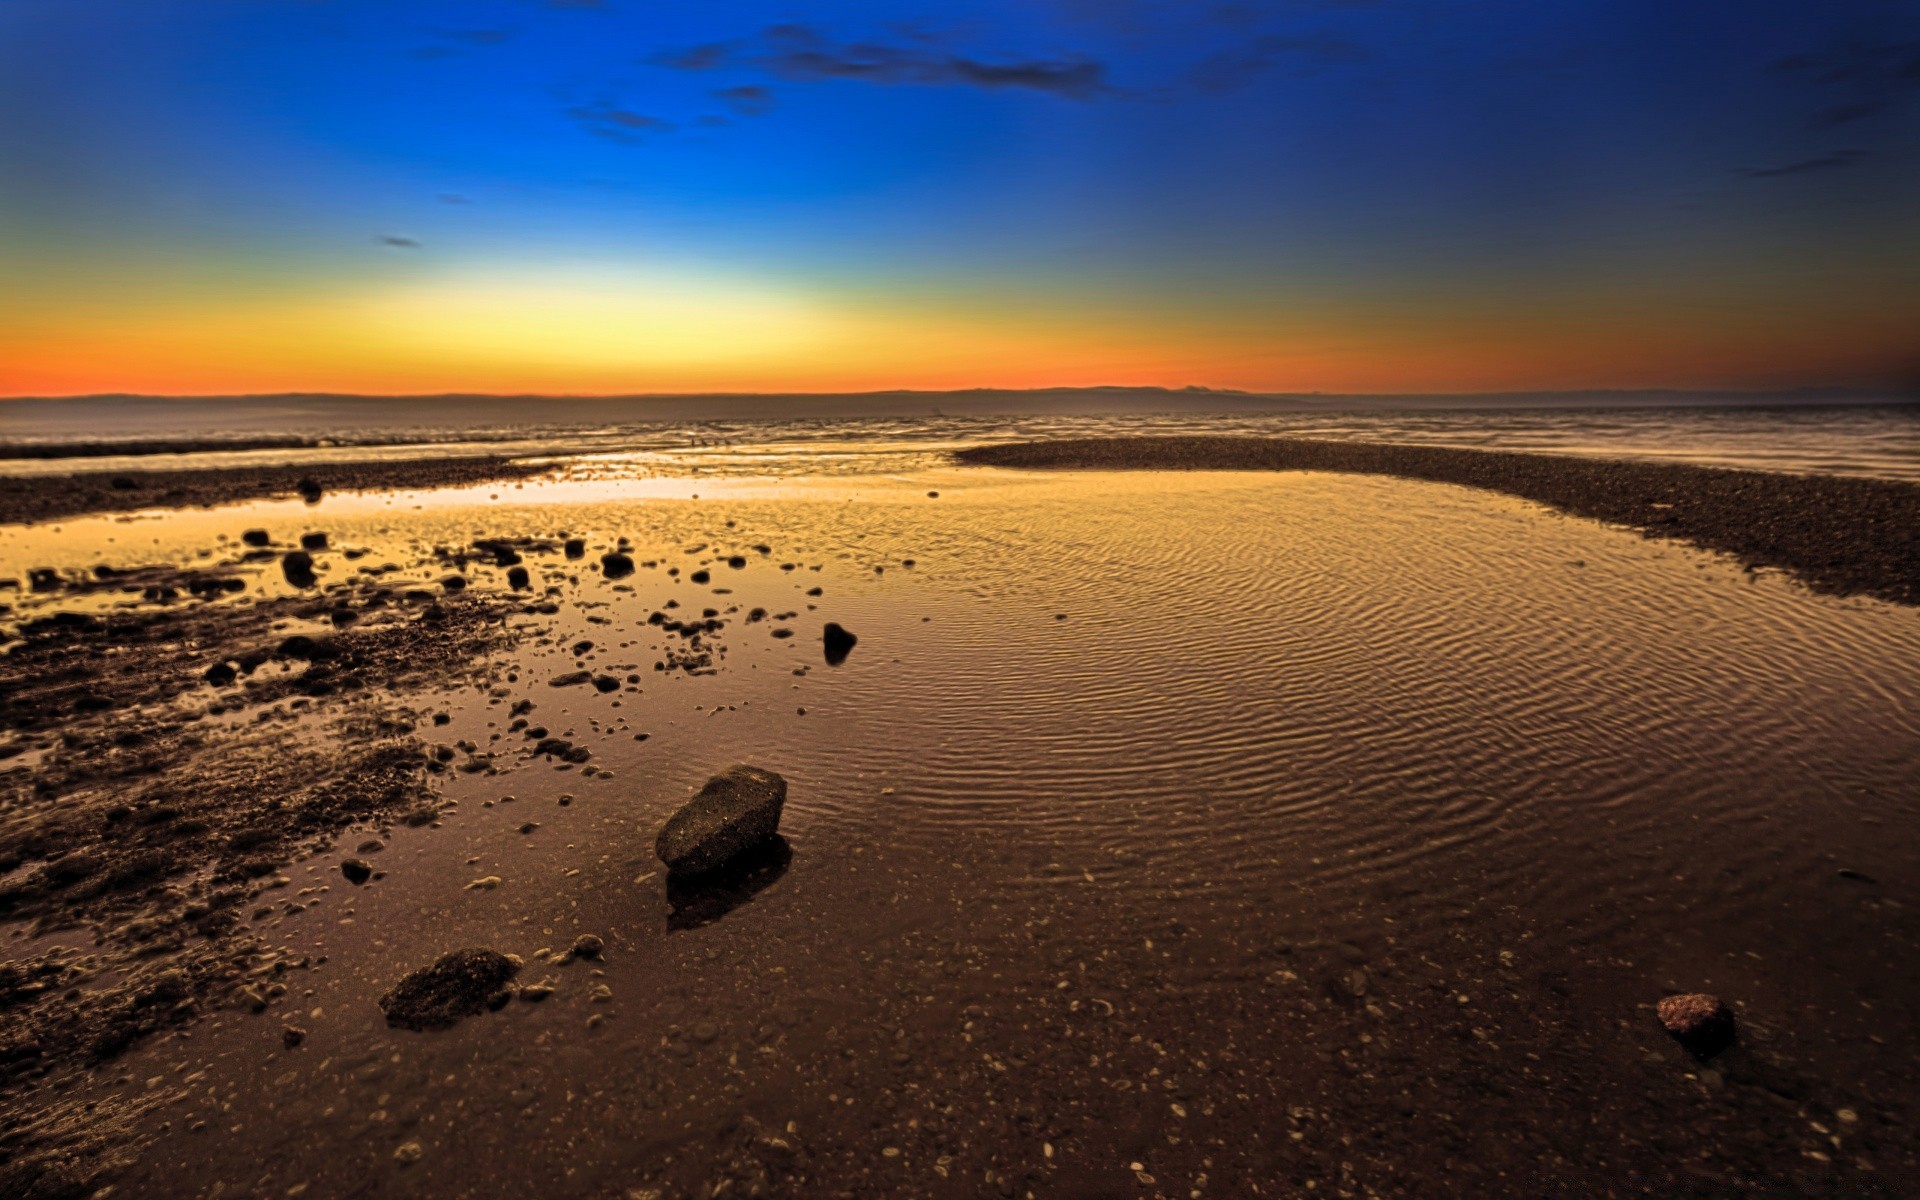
{"left": 340, "top": 859, "right": 373, "bottom": 885}
{"left": 300, "top": 531, "right": 329, "bottom": 550}
{"left": 570, "top": 933, "right": 604, "bottom": 959}
{"left": 394, "top": 1141, "right": 423, "bottom": 1165}
{"left": 601, "top": 552, "right": 634, "bottom": 579}
{"left": 378, "top": 949, "right": 520, "bottom": 1030}
{"left": 1656, "top": 992, "right": 1736, "bottom": 1057}
{"left": 281, "top": 551, "right": 317, "bottom": 588}
{"left": 519, "top": 979, "right": 555, "bottom": 1001}
{"left": 549, "top": 671, "right": 592, "bottom": 687}
{"left": 282, "top": 1025, "right": 306, "bottom": 1050}
{"left": 823, "top": 622, "right": 857, "bottom": 666}
{"left": 506, "top": 565, "right": 530, "bottom": 590}
{"left": 204, "top": 661, "right": 237, "bottom": 686}
{"left": 690, "top": 569, "right": 711, "bottom": 584}
{"left": 296, "top": 478, "right": 323, "bottom": 504}
{"left": 592, "top": 674, "right": 620, "bottom": 693}
{"left": 564, "top": 538, "right": 586, "bottom": 559}
{"left": 656, "top": 765, "right": 788, "bottom": 876}
{"left": 241, "top": 529, "right": 271, "bottom": 547}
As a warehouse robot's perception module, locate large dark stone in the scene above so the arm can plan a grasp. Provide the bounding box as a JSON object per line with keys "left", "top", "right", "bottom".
{"left": 1656, "top": 992, "right": 1736, "bottom": 1058}
{"left": 379, "top": 949, "right": 520, "bottom": 1031}
{"left": 822, "top": 622, "right": 857, "bottom": 666}
{"left": 656, "top": 765, "right": 787, "bottom": 876}
{"left": 281, "top": 551, "right": 317, "bottom": 588}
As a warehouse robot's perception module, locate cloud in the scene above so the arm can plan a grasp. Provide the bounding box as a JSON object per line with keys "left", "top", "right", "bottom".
{"left": 413, "top": 28, "right": 515, "bottom": 59}
{"left": 378, "top": 235, "right": 422, "bottom": 248}
{"left": 651, "top": 43, "right": 732, "bottom": 70}
{"left": 1810, "top": 100, "right": 1887, "bottom": 128}
{"left": 442, "top": 29, "right": 514, "bottom": 46}
{"left": 567, "top": 103, "right": 674, "bottom": 143}
{"left": 715, "top": 85, "right": 776, "bottom": 116}
{"left": 656, "top": 25, "right": 1111, "bottom": 99}
{"left": 1769, "top": 40, "right": 1920, "bottom": 133}
{"left": 1188, "top": 33, "right": 1367, "bottom": 92}
{"left": 1737, "top": 150, "right": 1867, "bottom": 178}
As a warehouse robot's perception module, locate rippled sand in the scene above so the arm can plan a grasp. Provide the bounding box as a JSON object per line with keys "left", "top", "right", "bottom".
{"left": 3, "top": 466, "right": 1918, "bottom": 1196}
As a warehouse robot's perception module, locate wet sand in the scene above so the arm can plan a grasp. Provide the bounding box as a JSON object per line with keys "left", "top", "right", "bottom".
{"left": 0, "top": 456, "right": 549, "bottom": 525}
{"left": 958, "top": 436, "right": 1920, "bottom": 607}
{"left": 1, "top": 467, "right": 1917, "bottom": 1198}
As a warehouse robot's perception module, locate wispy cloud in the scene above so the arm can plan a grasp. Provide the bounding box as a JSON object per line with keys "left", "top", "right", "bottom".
{"left": 378, "top": 235, "right": 422, "bottom": 248}
{"left": 1188, "top": 33, "right": 1367, "bottom": 92}
{"left": 1737, "top": 149, "right": 1867, "bottom": 178}
{"left": 715, "top": 85, "right": 776, "bottom": 116}
{"left": 567, "top": 103, "right": 674, "bottom": 144}
{"left": 655, "top": 25, "right": 1111, "bottom": 100}
{"left": 413, "top": 28, "right": 515, "bottom": 60}
{"left": 1769, "top": 40, "right": 1919, "bottom": 133}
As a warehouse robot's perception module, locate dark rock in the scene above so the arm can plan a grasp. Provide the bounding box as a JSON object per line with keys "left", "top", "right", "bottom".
{"left": 823, "top": 622, "right": 857, "bottom": 666}
{"left": 601, "top": 552, "right": 635, "bottom": 579}
{"left": 727, "top": 555, "right": 747, "bottom": 569}
{"left": 441, "top": 574, "right": 467, "bottom": 592}
{"left": 591, "top": 674, "right": 620, "bottom": 693}
{"left": 656, "top": 765, "right": 788, "bottom": 876}
{"left": 379, "top": 949, "right": 521, "bottom": 1031}
{"left": 533, "top": 737, "right": 591, "bottom": 764}
{"left": 276, "top": 634, "right": 335, "bottom": 660}
{"left": 564, "top": 538, "right": 586, "bottom": 559}
{"left": 241, "top": 529, "right": 271, "bottom": 547}
{"left": 341, "top": 859, "right": 373, "bottom": 885}
{"left": 203, "top": 661, "right": 237, "bottom": 686}
{"left": 506, "top": 565, "right": 530, "bottom": 590}
{"left": 300, "top": 532, "right": 329, "bottom": 551}
{"left": 570, "top": 934, "right": 604, "bottom": 959}
{"left": 549, "top": 671, "right": 591, "bottom": 687}
{"left": 281, "top": 551, "right": 317, "bottom": 588}
{"left": 690, "top": 569, "right": 710, "bottom": 584}
{"left": 296, "top": 477, "right": 323, "bottom": 504}
{"left": 1656, "top": 992, "right": 1736, "bottom": 1058}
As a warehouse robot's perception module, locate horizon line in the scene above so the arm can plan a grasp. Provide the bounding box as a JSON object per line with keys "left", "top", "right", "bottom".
{"left": 4, "top": 384, "right": 1912, "bottom": 404}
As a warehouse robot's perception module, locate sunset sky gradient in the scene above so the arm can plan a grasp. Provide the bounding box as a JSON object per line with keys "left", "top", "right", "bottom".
{"left": 2, "top": 0, "right": 1916, "bottom": 397}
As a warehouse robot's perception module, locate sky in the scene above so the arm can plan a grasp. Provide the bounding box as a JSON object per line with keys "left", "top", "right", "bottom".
{"left": 0, "top": 0, "right": 1916, "bottom": 398}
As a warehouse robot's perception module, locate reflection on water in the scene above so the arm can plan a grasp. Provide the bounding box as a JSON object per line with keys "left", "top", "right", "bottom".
{"left": 666, "top": 836, "right": 794, "bottom": 932}
{"left": 4, "top": 467, "right": 1919, "bottom": 1195}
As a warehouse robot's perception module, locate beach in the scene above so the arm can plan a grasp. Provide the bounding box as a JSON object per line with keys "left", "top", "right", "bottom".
{"left": 1, "top": 430, "right": 1918, "bottom": 1197}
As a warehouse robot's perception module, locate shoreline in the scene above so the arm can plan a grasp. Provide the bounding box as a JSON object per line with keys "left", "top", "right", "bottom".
{"left": 0, "top": 456, "right": 550, "bottom": 524}
{"left": 956, "top": 436, "right": 1920, "bottom": 608}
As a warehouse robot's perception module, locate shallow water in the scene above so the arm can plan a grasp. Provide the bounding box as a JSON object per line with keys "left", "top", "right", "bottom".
{"left": 3, "top": 403, "right": 1917, "bottom": 482}
{"left": 4, "top": 466, "right": 1920, "bottom": 1195}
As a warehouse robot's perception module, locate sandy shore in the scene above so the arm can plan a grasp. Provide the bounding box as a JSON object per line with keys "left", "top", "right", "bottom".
{"left": 4, "top": 465, "right": 1919, "bottom": 1197}
{"left": 0, "top": 456, "right": 550, "bottom": 524}
{"left": 957, "top": 436, "right": 1920, "bottom": 607}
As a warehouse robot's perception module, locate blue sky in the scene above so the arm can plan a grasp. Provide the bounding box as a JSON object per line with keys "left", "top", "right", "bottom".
{"left": 1, "top": 0, "right": 1915, "bottom": 394}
